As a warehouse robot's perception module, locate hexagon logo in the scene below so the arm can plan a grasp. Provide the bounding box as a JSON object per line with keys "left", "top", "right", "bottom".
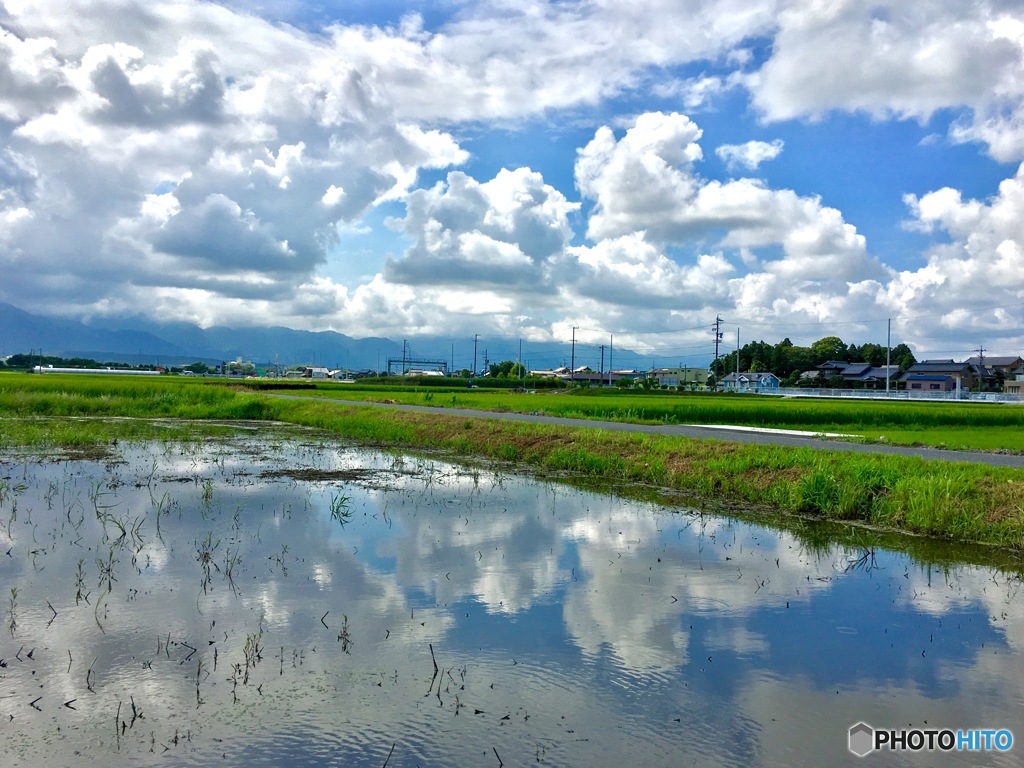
{"left": 849, "top": 722, "right": 875, "bottom": 757}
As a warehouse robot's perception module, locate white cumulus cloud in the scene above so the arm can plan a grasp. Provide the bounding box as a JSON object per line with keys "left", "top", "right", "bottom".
{"left": 885, "top": 164, "right": 1024, "bottom": 351}
{"left": 0, "top": 0, "right": 1021, "bottom": 358}
{"left": 749, "top": 0, "right": 1024, "bottom": 161}
{"left": 716, "top": 139, "right": 784, "bottom": 171}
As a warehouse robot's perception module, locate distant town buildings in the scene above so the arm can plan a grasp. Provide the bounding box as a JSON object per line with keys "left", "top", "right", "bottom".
{"left": 12, "top": 345, "right": 1024, "bottom": 398}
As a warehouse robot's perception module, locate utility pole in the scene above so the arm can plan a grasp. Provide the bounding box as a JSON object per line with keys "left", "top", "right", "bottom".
{"left": 609, "top": 334, "right": 613, "bottom": 387}
{"left": 570, "top": 326, "right": 578, "bottom": 384}
{"left": 599, "top": 344, "right": 605, "bottom": 385}
{"left": 473, "top": 334, "right": 478, "bottom": 377}
{"left": 736, "top": 327, "right": 740, "bottom": 381}
{"left": 974, "top": 344, "right": 986, "bottom": 392}
{"left": 886, "top": 318, "right": 891, "bottom": 396}
{"left": 712, "top": 315, "right": 723, "bottom": 389}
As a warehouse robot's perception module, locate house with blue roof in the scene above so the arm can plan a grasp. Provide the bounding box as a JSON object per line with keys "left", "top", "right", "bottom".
{"left": 898, "top": 360, "right": 976, "bottom": 390}
{"left": 903, "top": 374, "right": 956, "bottom": 392}
{"left": 721, "top": 372, "right": 780, "bottom": 392}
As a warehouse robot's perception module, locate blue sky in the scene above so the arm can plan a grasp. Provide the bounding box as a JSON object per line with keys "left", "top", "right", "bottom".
{"left": 2, "top": 0, "right": 1023, "bottom": 361}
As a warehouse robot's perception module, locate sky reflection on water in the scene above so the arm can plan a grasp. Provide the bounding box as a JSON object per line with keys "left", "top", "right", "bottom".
{"left": 0, "top": 437, "right": 1021, "bottom": 766}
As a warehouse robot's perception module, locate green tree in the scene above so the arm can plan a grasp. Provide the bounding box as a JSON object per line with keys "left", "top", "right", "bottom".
{"left": 226, "top": 361, "right": 255, "bottom": 376}
{"left": 772, "top": 338, "right": 795, "bottom": 376}
{"left": 488, "top": 360, "right": 523, "bottom": 378}
{"left": 856, "top": 343, "right": 887, "bottom": 367}
{"left": 708, "top": 335, "right": 916, "bottom": 383}
{"left": 712, "top": 350, "right": 739, "bottom": 377}
{"left": 810, "top": 336, "right": 849, "bottom": 364}
{"left": 891, "top": 343, "right": 916, "bottom": 371}
{"left": 791, "top": 347, "right": 814, "bottom": 375}
{"left": 782, "top": 370, "right": 802, "bottom": 387}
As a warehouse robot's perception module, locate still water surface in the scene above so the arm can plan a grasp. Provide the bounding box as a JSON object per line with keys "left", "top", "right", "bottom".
{"left": 0, "top": 436, "right": 1022, "bottom": 766}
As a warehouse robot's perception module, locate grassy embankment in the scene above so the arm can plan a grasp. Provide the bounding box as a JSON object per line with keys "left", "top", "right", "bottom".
{"left": 2, "top": 373, "right": 1024, "bottom": 548}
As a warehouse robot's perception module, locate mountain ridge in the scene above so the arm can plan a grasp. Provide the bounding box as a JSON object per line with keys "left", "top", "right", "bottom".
{"left": 0, "top": 302, "right": 666, "bottom": 372}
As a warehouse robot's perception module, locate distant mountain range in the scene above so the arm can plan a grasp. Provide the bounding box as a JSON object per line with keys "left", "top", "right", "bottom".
{"left": 0, "top": 302, "right": 664, "bottom": 372}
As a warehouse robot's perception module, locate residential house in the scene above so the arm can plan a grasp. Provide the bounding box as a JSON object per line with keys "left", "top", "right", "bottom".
{"left": 1005, "top": 364, "right": 1024, "bottom": 395}
{"left": 966, "top": 356, "right": 1023, "bottom": 390}
{"left": 529, "top": 367, "right": 641, "bottom": 386}
{"left": 838, "top": 362, "right": 872, "bottom": 379}
{"left": 965, "top": 356, "right": 1023, "bottom": 376}
{"left": 903, "top": 374, "right": 956, "bottom": 392}
{"left": 565, "top": 371, "right": 608, "bottom": 385}
{"left": 798, "top": 369, "right": 822, "bottom": 385}
{"left": 899, "top": 360, "right": 977, "bottom": 391}
{"left": 800, "top": 361, "right": 897, "bottom": 388}
{"left": 721, "top": 372, "right": 781, "bottom": 392}
{"left": 839, "top": 363, "right": 900, "bottom": 389}
{"left": 816, "top": 360, "right": 850, "bottom": 380}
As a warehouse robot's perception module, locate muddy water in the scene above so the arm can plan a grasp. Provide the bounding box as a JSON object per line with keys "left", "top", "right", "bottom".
{"left": 0, "top": 436, "right": 1022, "bottom": 767}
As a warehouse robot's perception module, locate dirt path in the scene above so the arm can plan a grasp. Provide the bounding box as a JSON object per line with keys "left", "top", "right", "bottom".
{"left": 270, "top": 395, "right": 1024, "bottom": 469}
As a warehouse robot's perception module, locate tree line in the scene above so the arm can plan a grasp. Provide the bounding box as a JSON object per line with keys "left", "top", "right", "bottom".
{"left": 708, "top": 336, "right": 917, "bottom": 386}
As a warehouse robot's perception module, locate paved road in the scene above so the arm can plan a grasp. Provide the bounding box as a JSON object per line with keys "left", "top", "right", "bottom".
{"left": 271, "top": 394, "right": 1024, "bottom": 469}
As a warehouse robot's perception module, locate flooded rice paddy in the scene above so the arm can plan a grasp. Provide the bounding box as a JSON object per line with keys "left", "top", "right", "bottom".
{"left": 1, "top": 434, "right": 1023, "bottom": 766}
